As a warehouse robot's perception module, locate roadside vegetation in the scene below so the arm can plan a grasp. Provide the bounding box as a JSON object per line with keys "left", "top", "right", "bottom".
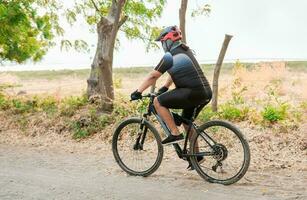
{"left": 1, "top": 61, "right": 306, "bottom": 140}
{"left": 1, "top": 62, "right": 306, "bottom": 171}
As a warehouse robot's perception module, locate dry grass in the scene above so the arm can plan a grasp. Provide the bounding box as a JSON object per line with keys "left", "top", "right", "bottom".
{"left": 0, "top": 62, "right": 306, "bottom": 171}
{"left": 1, "top": 62, "right": 306, "bottom": 102}
{"left": 218, "top": 61, "right": 307, "bottom": 104}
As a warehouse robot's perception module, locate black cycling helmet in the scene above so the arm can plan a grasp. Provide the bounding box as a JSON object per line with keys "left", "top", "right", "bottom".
{"left": 155, "top": 26, "right": 182, "bottom": 42}
{"left": 155, "top": 26, "right": 182, "bottom": 52}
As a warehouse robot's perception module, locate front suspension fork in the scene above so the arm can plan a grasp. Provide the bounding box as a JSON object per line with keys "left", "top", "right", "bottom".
{"left": 133, "top": 119, "right": 148, "bottom": 150}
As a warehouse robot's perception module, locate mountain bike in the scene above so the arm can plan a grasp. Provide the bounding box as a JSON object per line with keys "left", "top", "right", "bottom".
{"left": 112, "top": 92, "right": 250, "bottom": 185}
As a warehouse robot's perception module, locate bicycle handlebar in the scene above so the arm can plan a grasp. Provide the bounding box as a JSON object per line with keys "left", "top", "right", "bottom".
{"left": 142, "top": 93, "right": 157, "bottom": 98}
{"left": 130, "top": 93, "right": 157, "bottom": 101}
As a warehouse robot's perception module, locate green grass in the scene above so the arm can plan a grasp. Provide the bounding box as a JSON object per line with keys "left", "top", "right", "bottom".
{"left": 286, "top": 61, "right": 307, "bottom": 72}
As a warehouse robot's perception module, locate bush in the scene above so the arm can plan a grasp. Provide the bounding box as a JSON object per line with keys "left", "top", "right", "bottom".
{"left": 70, "top": 109, "right": 112, "bottom": 139}
{"left": 0, "top": 93, "right": 10, "bottom": 110}
{"left": 36, "top": 96, "right": 58, "bottom": 114}
{"left": 198, "top": 106, "right": 217, "bottom": 121}
{"left": 11, "top": 99, "right": 36, "bottom": 114}
{"left": 219, "top": 103, "right": 249, "bottom": 121}
{"left": 113, "top": 76, "right": 122, "bottom": 89}
{"left": 60, "top": 95, "right": 88, "bottom": 116}
{"left": 112, "top": 97, "right": 140, "bottom": 120}
{"left": 262, "top": 104, "right": 288, "bottom": 122}
{"left": 300, "top": 101, "right": 307, "bottom": 111}
{"left": 71, "top": 121, "right": 90, "bottom": 139}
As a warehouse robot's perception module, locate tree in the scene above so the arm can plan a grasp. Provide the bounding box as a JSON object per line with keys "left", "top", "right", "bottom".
{"left": 66, "top": 0, "right": 165, "bottom": 111}
{"left": 179, "top": 0, "right": 188, "bottom": 43}
{"left": 0, "top": 0, "right": 62, "bottom": 63}
{"left": 179, "top": 0, "right": 210, "bottom": 44}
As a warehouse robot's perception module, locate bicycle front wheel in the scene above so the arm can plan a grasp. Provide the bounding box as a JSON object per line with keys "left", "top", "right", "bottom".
{"left": 190, "top": 120, "right": 250, "bottom": 185}
{"left": 112, "top": 117, "right": 163, "bottom": 177}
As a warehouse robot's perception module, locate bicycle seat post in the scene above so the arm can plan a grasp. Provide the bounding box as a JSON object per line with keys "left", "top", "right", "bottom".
{"left": 191, "top": 107, "right": 198, "bottom": 122}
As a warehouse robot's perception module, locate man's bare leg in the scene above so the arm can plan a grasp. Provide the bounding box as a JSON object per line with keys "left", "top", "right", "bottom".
{"left": 153, "top": 98, "right": 180, "bottom": 135}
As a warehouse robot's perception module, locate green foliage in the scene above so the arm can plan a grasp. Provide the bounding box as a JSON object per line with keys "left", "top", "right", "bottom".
{"left": 71, "top": 107, "right": 112, "bottom": 139}
{"left": 0, "top": 89, "right": 305, "bottom": 140}
{"left": 0, "top": 0, "right": 61, "bottom": 62}
{"left": 113, "top": 75, "right": 122, "bottom": 89}
{"left": 191, "top": 4, "right": 211, "bottom": 17}
{"left": 36, "top": 96, "right": 57, "bottom": 114}
{"left": 198, "top": 106, "right": 217, "bottom": 122}
{"left": 68, "top": 0, "right": 166, "bottom": 51}
{"left": 262, "top": 104, "right": 288, "bottom": 122}
{"left": 219, "top": 103, "right": 249, "bottom": 121}
{"left": 71, "top": 121, "right": 90, "bottom": 139}
{"left": 11, "top": 98, "right": 36, "bottom": 114}
{"left": 300, "top": 101, "right": 307, "bottom": 111}
{"left": 121, "top": 0, "right": 165, "bottom": 49}
{"left": 60, "top": 95, "right": 88, "bottom": 116}
{"left": 0, "top": 92, "right": 9, "bottom": 109}
{"left": 112, "top": 99, "right": 134, "bottom": 119}
{"left": 60, "top": 39, "right": 89, "bottom": 53}
{"left": 136, "top": 98, "right": 150, "bottom": 114}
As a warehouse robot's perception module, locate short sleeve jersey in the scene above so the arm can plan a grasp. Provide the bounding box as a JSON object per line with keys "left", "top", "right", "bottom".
{"left": 154, "top": 45, "right": 211, "bottom": 91}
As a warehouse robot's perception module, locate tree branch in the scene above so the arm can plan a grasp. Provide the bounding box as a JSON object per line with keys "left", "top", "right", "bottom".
{"left": 90, "top": 0, "right": 103, "bottom": 17}
{"left": 118, "top": 15, "right": 128, "bottom": 28}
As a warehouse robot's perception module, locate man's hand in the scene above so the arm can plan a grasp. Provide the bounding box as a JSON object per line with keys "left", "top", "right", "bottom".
{"left": 130, "top": 90, "right": 142, "bottom": 100}
{"left": 157, "top": 86, "right": 168, "bottom": 95}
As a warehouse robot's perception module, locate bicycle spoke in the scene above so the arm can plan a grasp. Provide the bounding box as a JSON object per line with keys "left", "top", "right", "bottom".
{"left": 114, "top": 120, "right": 161, "bottom": 174}
{"left": 190, "top": 121, "right": 250, "bottom": 184}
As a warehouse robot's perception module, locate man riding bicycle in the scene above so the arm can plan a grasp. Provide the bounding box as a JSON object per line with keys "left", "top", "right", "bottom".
{"left": 131, "top": 26, "right": 212, "bottom": 158}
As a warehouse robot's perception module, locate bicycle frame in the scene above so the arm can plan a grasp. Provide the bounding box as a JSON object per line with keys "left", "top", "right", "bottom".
{"left": 138, "top": 93, "right": 218, "bottom": 160}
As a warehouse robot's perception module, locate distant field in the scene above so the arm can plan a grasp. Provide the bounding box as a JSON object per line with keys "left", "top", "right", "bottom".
{"left": 1, "top": 61, "right": 306, "bottom": 100}
{"left": 2, "top": 61, "right": 306, "bottom": 80}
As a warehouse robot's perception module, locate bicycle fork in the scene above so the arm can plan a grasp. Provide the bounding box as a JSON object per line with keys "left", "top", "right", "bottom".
{"left": 133, "top": 118, "right": 148, "bottom": 150}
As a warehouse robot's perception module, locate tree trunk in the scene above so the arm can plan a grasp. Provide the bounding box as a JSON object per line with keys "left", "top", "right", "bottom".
{"left": 87, "top": 0, "right": 126, "bottom": 111}
{"left": 179, "top": 0, "right": 188, "bottom": 44}
{"left": 211, "top": 34, "right": 233, "bottom": 112}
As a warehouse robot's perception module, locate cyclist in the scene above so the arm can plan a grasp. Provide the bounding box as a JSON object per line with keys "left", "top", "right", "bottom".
{"left": 131, "top": 26, "right": 212, "bottom": 159}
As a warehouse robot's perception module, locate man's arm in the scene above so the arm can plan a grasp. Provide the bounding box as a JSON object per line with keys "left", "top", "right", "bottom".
{"left": 137, "top": 70, "right": 162, "bottom": 93}
{"left": 137, "top": 52, "right": 173, "bottom": 93}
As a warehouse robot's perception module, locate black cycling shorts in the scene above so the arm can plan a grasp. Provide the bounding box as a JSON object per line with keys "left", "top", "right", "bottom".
{"left": 157, "top": 88, "right": 212, "bottom": 123}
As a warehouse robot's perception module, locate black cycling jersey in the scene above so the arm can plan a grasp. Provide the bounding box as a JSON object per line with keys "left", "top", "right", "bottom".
{"left": 154, "top": 44, "right": 212, "bottom": 122}
{"left": 154, "top": 44, "right": 211, "bottom": 94}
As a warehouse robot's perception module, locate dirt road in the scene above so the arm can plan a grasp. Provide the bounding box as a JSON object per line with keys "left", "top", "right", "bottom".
{"left": 0, "top": 144, "right": 305, "bottom": 200}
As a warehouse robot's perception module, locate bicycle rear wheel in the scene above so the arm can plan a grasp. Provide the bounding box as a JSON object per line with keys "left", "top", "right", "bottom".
{"left": 112, "top": 117, "right": 163, "bottom": 177}
{"left": 190, "top": 120, "right": 250, "bottom": 185}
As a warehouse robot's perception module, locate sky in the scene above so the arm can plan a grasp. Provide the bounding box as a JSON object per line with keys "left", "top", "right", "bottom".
{"left": 1, "top": 0, "right": 307, "bottom": 71}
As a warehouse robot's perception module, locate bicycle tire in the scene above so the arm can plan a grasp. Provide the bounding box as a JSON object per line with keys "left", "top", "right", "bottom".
{"left": 190, "top": 120, "right": 250, "bottom": 185}
{"left": 112, "top": 117, "right": 164, "bottom": 177}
